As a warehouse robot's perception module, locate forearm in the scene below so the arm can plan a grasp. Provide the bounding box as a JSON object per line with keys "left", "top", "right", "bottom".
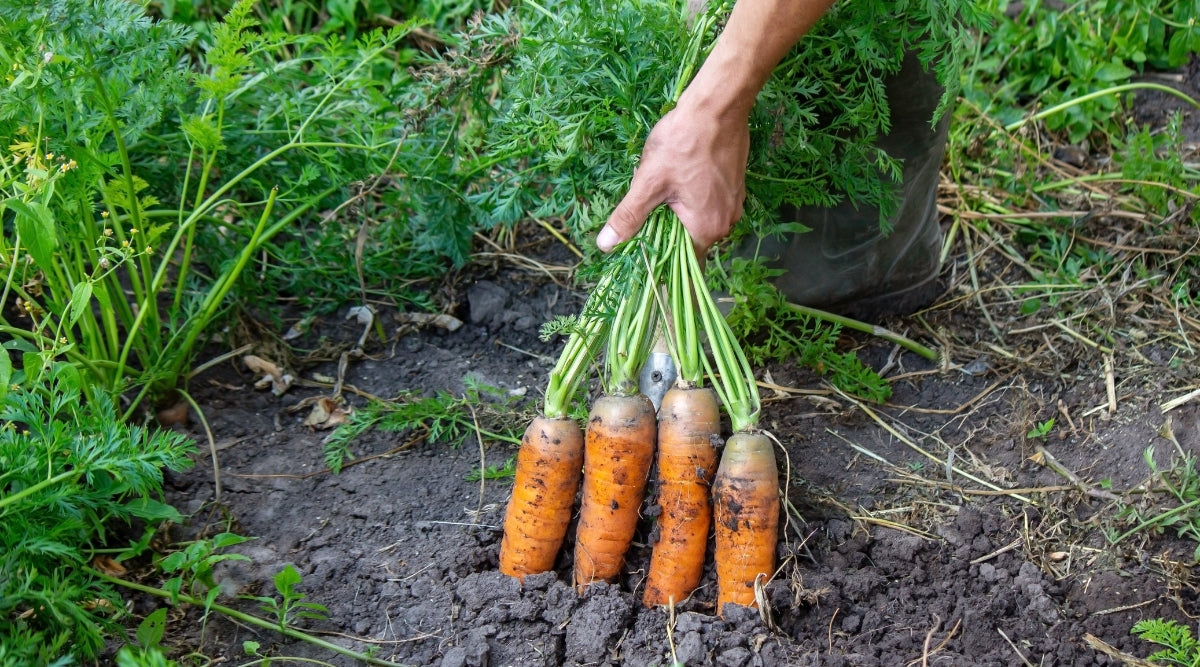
{"left": 682, "top": 0, "right": 837, "bottom": 120}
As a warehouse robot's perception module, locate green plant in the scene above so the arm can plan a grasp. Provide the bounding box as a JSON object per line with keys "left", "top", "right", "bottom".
{"left": 322, "top": 377, "right": 526, "bottom": 472}
{"left": 0, "top": 0, "right": 422, "bottom": 414}
{"left": 716, "top": 257, "right": 895, "bottom": 402}
{"left": 1132, "top": 618, "right": 1200, "bottom": 667}
{"left": 1026, "top": 419, "right": 1055, "bottom": 440}
{"left": 113, "top": 608, "right": 177, "bottom": 667}
{"left": 969, "top": 0, "right": 1200, "bottom": 142}
{"left": 1112, "top": 446, "right": 1200, "bottom": 560}
{"left": 466, "top": 455, "right": 518, "bottom": 481}
{"left": 158, "top": 531, "right": 254, "bottom": 608}
{"left": 0, "top": 365, "right": 194, "bottom": 661}
{"left": 242, "top": 563, "right": 330, "bottom": 631}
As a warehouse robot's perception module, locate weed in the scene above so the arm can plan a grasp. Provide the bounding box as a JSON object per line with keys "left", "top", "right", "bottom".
{"left": 0, "top": 365, "right": 194, "bottom": 660}
{"left": 466, "top": 455, "right": 518, "bottom": 482}
{"left": 1132, "top": 618, "right": 1200, "bottom": 667}
{"left": 242, "top": 563, "right": 330, "bottom": 631}
{"left": 322, "top": 378, "right": 526, "bottom": 472}
{"left": 1113, "top": 447, "right": 1200, "bottom": 560}
{"left": 0, "top": 1, "right": 424, "bottom": 412}
{"left": 158, "top": 531, "right": 254, "bottom": 609}
{"left": 968, "top": 0, "right": 1200, "bottom": 142}
{"left": 1026, "top": 419, "right": 1055, "bottom": 440}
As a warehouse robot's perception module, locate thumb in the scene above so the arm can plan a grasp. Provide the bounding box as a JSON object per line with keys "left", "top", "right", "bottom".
{"left": 599, "top": 180, "right": 661, "bottom": 252}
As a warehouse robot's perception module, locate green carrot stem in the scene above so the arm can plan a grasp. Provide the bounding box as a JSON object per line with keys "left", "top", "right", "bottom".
{"left": 542, "top": 273, "right": 615, "bottom": 418}
{"left": 665, "top": 215, "right": 704, "bottom": 385}
{"left": 676, "top": 221, "right": 759, "bottom": 432}
{"left": 604, "top": 221, "right": 664, "bottom": 396}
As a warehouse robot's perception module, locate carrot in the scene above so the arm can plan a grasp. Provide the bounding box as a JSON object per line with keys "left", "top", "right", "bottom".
{"left": 499, "top": 275, "right": 613, "bottom": 582}
{"left": 573, "top": 393, "right": 657, "bottom": 593}
{"left": 712, "top": 431, "right": 779, "bottom": 614}
{"left": 498, "top": 416, "right": 584, "bottom": 580}
{"left": 642, "top": 385, "right": 719, "bottom": 607}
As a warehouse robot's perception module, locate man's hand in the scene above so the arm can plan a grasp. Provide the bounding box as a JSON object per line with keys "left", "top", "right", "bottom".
{"left": 598, "top": 99, "right": 750, "bottom": 258}
{"left": 593, "top": 0, "right": 836, "bottom": 256}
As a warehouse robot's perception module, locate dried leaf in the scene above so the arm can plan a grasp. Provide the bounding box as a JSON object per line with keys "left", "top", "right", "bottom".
{"left": 396, "top": 311, "right": 463, "bottom": 332}
{"left": 243, "top": 354, "right": 293, "bottom": 396}
{"left": 303, "top": 397, "right": 351, "bottom": 430}
{"left": 92, "top": 555, "right": 127, "bottom": 577}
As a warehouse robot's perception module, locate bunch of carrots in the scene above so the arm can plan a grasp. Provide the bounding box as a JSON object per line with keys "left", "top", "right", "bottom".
{"left": 498, "top": 203, "right": 778, "bottom": 614}
{"left": 497, "top": 11, "right": 778, "bottom": 615}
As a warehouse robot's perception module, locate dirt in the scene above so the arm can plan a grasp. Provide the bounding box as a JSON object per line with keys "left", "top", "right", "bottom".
{"left": 128, "top": 225, "right": 1200, "bottom": 667}
{"left": 107, "top": 61, "right": 1200, "bottom": 667}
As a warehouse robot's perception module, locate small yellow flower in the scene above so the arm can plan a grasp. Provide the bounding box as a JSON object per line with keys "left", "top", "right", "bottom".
{"left": 129, "top": 228, "right": 138, "bottom": 236}
{"left": 101, "top": 211, "right": 109, "bottom": 219}
{"left": 144, "top": 246, "right": 153, "bottom": 255}
{"left": 45, "top": 152, "right": 53, "bottom": 160}
{"left": 58, "top": 337, "right": 67, "bottom": 344}
{"left": 103, "top": 228, "right": 113, "bottom": 236}
{"left": 121, "top": 240, "right": 129, "bottom": 248}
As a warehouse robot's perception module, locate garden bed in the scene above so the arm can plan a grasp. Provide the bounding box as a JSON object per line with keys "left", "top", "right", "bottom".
{"left": 155, "top": 222, "right": 1199, "bottom": 665}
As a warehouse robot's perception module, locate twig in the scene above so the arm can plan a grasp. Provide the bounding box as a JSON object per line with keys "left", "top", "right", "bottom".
{"left": 1161, "top": 387, "right": 1200, "bottom": 414}
{"left": 834, "top": 389, "right": 1035, "bottom": 504}
{"left": 178, "top": 389, "right": 221, "bottom": 505}
{"left": 1082, "top": 633, "right": 1159, "bottom": 666}
{"left": 1093, "top": 599, "right": 1156, "bottom": 616}
{"left": 997, "top": 628, "right": 1034, "bottom": 667}
{"left": 1033, "top": 445, "right": 1122, "bottom": 502}
{"left": 970, "top": 538, "right": 1022, "bottom": 564}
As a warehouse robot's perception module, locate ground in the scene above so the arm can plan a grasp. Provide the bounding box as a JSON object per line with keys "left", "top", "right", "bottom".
{"left": 111, "top": 65, "right": 1200, "bottom": 666}
{"left": 138, "top": 218, "right": 1199, "bottom": 666}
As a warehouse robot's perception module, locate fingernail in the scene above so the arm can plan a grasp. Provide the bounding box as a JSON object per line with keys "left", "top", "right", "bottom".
{"left": 596, "top": 226, "right": 619, "bottom": 252}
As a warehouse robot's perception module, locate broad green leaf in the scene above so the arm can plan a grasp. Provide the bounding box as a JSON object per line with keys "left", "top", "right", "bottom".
{"left": 68, "top": 281, "right": 94, "bottom": 328}
{"left": 1094, "top": 61, "right": 1134, "bottom": 82}
{"left": 124, "top": 497, "right": 184, "bottom": 522}
{"left": 7, "top": 198, "right": 57, "bottom": 269}
{"left": 274, "top": 563, "right": 302, "bottom": 595}
{"left": 0, "top": 348, "right": 10, "bottom": 403}
{"left": 136, "top": 607, "right": 168, "bottom": 649}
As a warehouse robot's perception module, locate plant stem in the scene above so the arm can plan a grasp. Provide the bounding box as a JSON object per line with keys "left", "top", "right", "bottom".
{"left": 543, "top": 273, "right": 614, "bottom": 418}
{"left": 0, "top": 469, "right": 80, "bottom": 513}
{"left": 89, "top": 569, "right": 410, "bottom": 667}
{"left": 780, "top": 301, "right": 940, "bottom": 361}
{"left": 1111, "top": 497, "right": 1200, "bottom": 546}
{"left": 1004, "top": 83, "right": 1200, "bottom": 133}
{"left": 678, "top": 220, "right": 760, "bottom": 432}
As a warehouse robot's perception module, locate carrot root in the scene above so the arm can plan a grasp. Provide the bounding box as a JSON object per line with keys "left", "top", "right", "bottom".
{"left": 498, "top": 415, "right": 584, "bottom": 581}
{"left": 712, "top": 431, "right": 779, "bottom": 615}
{"left": 642, "top": 386, "right": 720, "bottom": 607}
{"left": 573, "top": 393, "right": 657, "bottom": 594}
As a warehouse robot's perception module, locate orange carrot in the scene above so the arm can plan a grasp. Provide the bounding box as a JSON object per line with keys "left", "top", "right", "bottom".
{"left": 642, "top": 385, "right": 720, "bottom": 607}
{"left": 573, "top": 393, "right": 657, "bottom": 593}
{"left": 498, "top": 415, "right": 584, "bottom": 581}
{"left": 712, "top": 431, "right": 779, "bottom": 615}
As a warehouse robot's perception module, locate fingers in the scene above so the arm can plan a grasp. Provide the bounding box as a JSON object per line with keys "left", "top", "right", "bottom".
{"left": 598, "top": 176, "right": 662, "bottom": 253}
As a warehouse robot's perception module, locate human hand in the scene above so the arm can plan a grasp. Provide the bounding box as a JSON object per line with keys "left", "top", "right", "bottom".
{"left": 596, "top": 98, "right": 750, "bottom": 258}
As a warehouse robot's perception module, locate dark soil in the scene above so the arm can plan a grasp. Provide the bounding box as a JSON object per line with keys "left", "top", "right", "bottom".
{"left": 122, "top": 63, "right": 1200, "bottom": 667}
{"left": 142, "top": 234, "right": 1200, "bottom": 666}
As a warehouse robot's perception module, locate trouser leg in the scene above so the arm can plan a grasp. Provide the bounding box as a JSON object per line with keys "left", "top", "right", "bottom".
{"left": 754, "top": 51, "right": 950, "bottom": 321}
